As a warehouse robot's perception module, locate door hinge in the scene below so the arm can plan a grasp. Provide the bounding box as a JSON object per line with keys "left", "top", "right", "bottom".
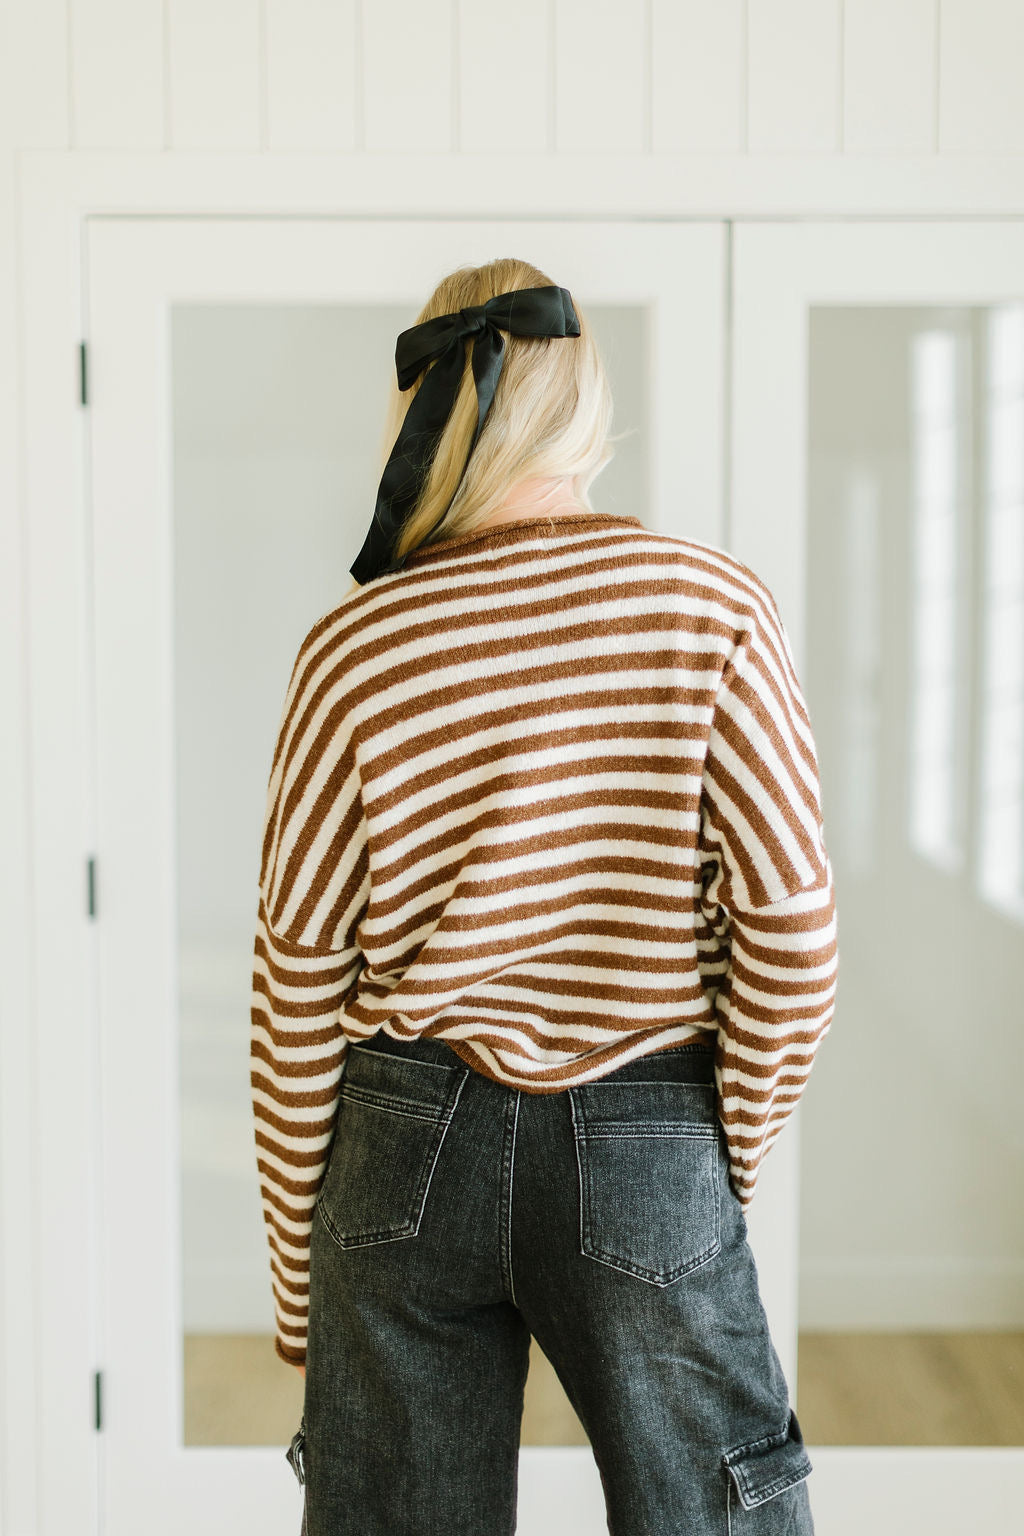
{"left": 94, "top": 1370, "right": 103, "bottom": 1431}
{"left": 86, "top": 856, "right": 97, "bottom": 919}
{"left": 79, "top": 341, "right": 88, "bottom": 407}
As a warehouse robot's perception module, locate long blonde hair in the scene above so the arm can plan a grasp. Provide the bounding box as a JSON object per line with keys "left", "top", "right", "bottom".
{"left": 348, "top": 256, "right": 615, "bottom": 590}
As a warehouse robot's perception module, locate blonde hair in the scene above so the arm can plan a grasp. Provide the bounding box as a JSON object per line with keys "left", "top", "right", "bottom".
{"left": 347, "top": 256, "right": 615, "bottom": 591}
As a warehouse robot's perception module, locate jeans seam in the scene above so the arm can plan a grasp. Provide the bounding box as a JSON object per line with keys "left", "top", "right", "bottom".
{"left": 500, "top": 1089, "right": 521, "bottom": 1307}
{"left": 568, "top": 1089, "right": 586, "bottom": 1263}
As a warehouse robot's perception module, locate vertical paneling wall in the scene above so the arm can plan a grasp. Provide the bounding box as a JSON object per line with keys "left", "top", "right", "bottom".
{"left": 5, "top": 0, "right": 1024, "bottom": 156}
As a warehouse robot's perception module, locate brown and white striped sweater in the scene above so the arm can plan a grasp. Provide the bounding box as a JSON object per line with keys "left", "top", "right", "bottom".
{"left": 251, "top": 511, "right": 838, "bottom": 1364}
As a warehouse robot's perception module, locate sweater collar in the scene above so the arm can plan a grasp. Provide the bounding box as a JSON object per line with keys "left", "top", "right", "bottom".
{"left": 401, "top": 511, "right": 645, "bottom": 570}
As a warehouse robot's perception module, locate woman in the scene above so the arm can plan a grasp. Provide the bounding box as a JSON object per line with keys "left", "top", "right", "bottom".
{"left": 251, "top": 256, "right": 837, "bottom": 1534}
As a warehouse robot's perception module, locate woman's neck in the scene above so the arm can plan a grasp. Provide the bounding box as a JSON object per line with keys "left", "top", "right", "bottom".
{"left": 475, "top": 476, "right": 588, "bottom": 530}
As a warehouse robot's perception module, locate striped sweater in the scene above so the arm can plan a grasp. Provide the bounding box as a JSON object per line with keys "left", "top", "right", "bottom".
{"left": 251, "top": 511, "right": 838, "bottom": 1364}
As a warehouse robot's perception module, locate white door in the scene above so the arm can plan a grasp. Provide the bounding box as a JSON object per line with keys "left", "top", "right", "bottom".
{"left": 732, "top": 220, "right": 1024, "bottom": 1530}
{"left": 86, "top": 217, "right": 785, "bottom": 1533}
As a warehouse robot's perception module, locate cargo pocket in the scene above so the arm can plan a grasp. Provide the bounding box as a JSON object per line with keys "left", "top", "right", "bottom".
{"left": 315, "top": 1047, "right": 468, "bottom": 1249}
{"left": 722, "top": 1409, "right": 814, "bottom": 1532}
{"left": 285, "top": 1415, "right": 306, "bottom": 1486}
{"left": 568, "top": 1079, "right": 721, "bottom": 1284}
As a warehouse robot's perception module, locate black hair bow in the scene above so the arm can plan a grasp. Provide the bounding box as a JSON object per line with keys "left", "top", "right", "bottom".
{"left": 349, "top": 284, "right": 580, "bottom": 585}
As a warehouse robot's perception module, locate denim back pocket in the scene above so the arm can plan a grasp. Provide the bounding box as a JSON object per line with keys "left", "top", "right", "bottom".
{"left": 315, "top": 1047, "right": 468, "bottom": 1249}
{"left": 568, "top": 1078, "right": 721, "bottom": 1284}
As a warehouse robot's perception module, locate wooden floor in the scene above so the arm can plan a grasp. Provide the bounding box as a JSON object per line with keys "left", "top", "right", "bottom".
{"left": 184, "top": 1331, "right": 1024, "bottom": 1448}
{"left": 798, "top": 1330, "right": 1024, "bottom": 1446}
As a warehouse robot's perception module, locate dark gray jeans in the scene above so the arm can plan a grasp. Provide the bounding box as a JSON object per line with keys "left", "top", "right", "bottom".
{"left": 286, "top": 1030, "right": 814, "bottom": 1535}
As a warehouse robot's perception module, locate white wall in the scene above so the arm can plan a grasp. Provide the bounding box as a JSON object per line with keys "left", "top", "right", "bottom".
{"left": 7, "top": 0, "right": 1024, "bottom": 158}
{"left": 4, "top": 3, "right": 1024, "bottom": 1533}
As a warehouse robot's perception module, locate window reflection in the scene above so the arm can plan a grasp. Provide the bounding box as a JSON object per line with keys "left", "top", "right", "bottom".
{"left": 837, "top": 466, "right": 882, "bottom": 877}
{"left": 907, "top": 325, "right": 968, "bottom": 870}
{"left": 978, "top": 304, "right": 1024, "bottom": 915}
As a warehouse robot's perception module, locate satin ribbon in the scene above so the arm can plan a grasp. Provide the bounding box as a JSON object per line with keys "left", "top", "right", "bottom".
{"left": 349, "top": 284, "right": 580, "bottom": 584}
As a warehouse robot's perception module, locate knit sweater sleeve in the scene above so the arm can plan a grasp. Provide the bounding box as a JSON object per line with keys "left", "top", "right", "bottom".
{"left": 250, "top": 629, "right": 370, "bottom": 1365}
{"left": 698, "top": 586, "right": 838, "bottom": 1210}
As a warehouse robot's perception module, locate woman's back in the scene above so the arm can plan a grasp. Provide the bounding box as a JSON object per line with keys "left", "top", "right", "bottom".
{"left": 252, "top": 507, "right": 836, "bottom": 1357}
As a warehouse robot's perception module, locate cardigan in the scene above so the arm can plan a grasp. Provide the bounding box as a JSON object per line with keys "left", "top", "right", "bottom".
{"left": 251, "top": 510, "right": 838, "bottom": 1364}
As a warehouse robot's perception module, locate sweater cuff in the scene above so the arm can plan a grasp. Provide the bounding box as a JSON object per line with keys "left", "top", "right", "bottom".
{"left": 275, "top": 1336, "right": 307, "bottom": 1367}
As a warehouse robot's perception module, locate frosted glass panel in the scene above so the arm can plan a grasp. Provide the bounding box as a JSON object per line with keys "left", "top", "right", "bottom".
{"left": 170, "top": 303, "right": 649, "bottom": 1446}
{"left": 798, "top": 305, "right": 1024, "bottom": 1446}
